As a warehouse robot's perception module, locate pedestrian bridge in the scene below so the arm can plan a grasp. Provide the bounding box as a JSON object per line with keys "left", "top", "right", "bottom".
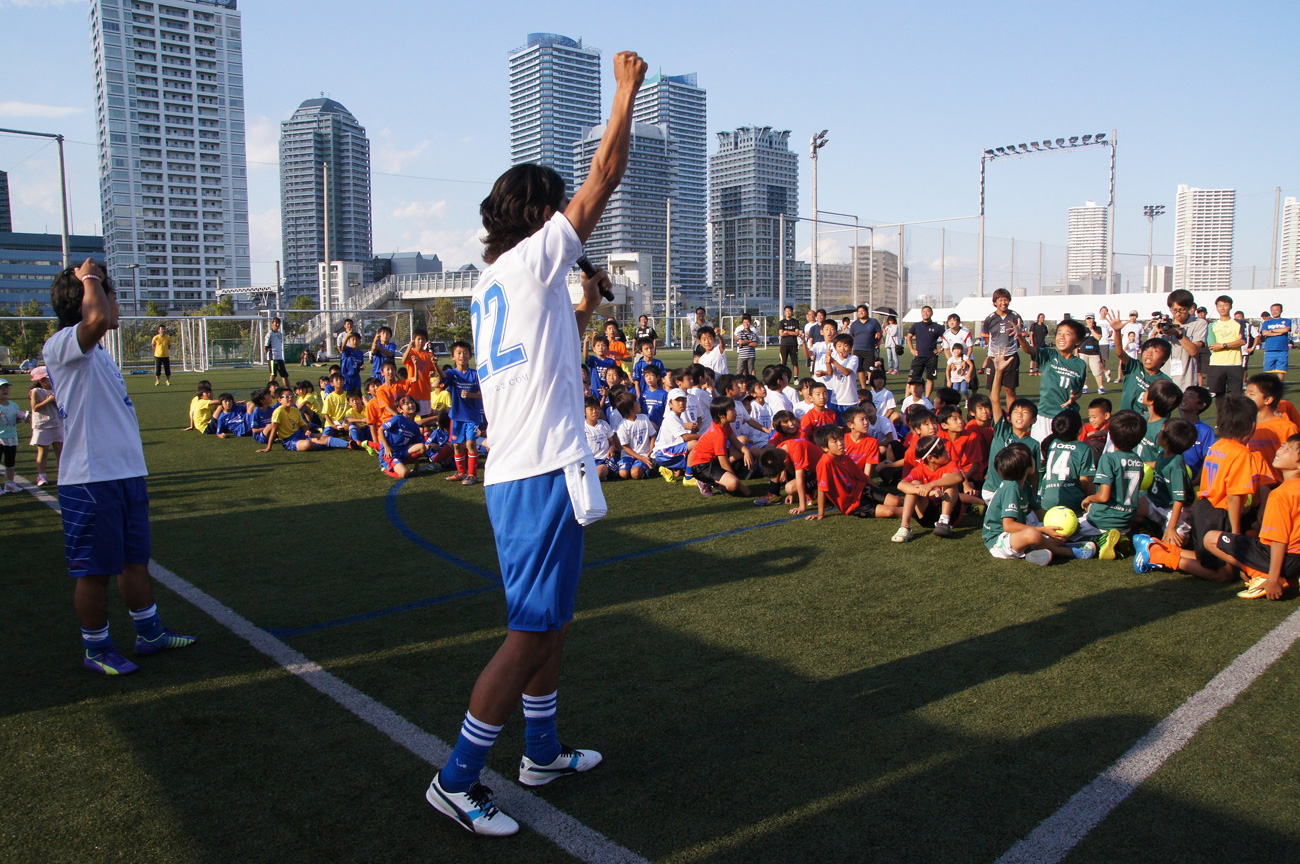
{"left": 349, "top": 268, "right": 639, "bottom": 308}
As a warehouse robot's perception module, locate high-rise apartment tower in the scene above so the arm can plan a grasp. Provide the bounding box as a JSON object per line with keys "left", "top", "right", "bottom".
{"left": 508, "top": 33, "right": 601, "bottom": 195}
{"left": 1173, "top": 184, "right": 1235, "bottom": 294}
{"left": 1066, "top": 200, "right": 1108, "bottom": 284}
{"left": 1280, "top": 196, "right": 1299, "bottom": 287}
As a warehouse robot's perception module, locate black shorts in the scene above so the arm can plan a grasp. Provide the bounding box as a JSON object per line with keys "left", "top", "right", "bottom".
{"left": 269, "top": 359, "right": 288, "bottom": 379}
{"left": 1187, "top": 498, "right": 1245, "bottom": 567}
{"left": 1206, "top": 364, "right": 1244, "bottom": 399}
{"left": 854, "top": 350, "right": 876, "bottom": 372}
{"left": 910, "top": 354, "right": 939, "bottom": 381}
{"left": 1216, "top": 533, "right": 1300, "bottom": 578}
{"left": 993, "top": 352, "right": 1021, "bottom": 390}
{"left": 693, "top": 461, "right": 730, "bottom": 486}
{"left": 0, "top": 444, "right": 15, "bottom": 469}
{"left": 154, "top": 356, "right": 171, "bottom": 377}
{"left": 916, "top": 496, "right": 963, "bottom": 527}
{"left": 852, "top": 484, "right": 891, "bottom": 518}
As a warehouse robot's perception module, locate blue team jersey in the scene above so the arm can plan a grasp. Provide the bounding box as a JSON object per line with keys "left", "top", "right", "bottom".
{"left": 382, "top": 413, "right": 422, "bottom": 454}
{"left": 639, "top": 388, "right": 668, "bottom": 428}
{"left": 249, "top": 405, "right": 274, "bottom": 429}
{"left": 444, "top": 368, "right": 483, "bottom": 424}
{"left": 372, "top": 340, "right": 398, "bottom": 373}
{"left": 586, "top": 355, "right": 618, "bottom": 396}
{"left": 632, "top": 356, "right": 666, "bottom": 390}
{"left": 1261, "top": 318, "right": 1290, "bottom": 353}
{"left": 214, "top": 407, "right": 249, "bottom": 436}
{"left": 424, "top": 426, "right": 450, "bottom": 448}
{"left": 1183, "top": 420, "right": 1217, "bottom": 479}
{"left": 340, "top": 347, "right": 366, "bottom": 385}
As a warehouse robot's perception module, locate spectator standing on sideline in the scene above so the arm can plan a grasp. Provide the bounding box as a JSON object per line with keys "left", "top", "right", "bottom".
{"left": 941, "top": 314, "right": 972, "bottom": 364}
{"left": 633, "top": 314, "right": 658, "bottom": 350}
{"left": 1258, "top": 303, "right": 1291, "bottom": 379}
{"left": 884, "top": 316, "right": 901, "bottom": 374}
{"left": 1081, "top": 316, "right": 1106, "bottom": 394}
{"left": 1195, "top": 306, "right": 1212, "bottom": 386}
{"left": 689, "top": 307, "right": 713, "bottom": 356}
{"left": 849, "top": 304, "right": 883, "bottom": 389}
{"left": 906, "top": 306, "right": 945, "bottom": 399}
{"left": 1095, "top": 305, "right": 1115, "bottom": 383}
{"left": 1027, "top": 313, "right": 1049, "bottom": 375}
{"left": 1207, "top": 294, "right": 1246, "bottom": 408}
{"left": 150, "top": 325, "right": 171, "bottom": 386}
{"left": 264, "top": 317, "right": 290, "bottom": 389}
{"left": 778, "top": 305, "right": 802, "bottom": 373}
{"left": 733, "top": 315, "right": 759, "bottom": 376}
{"left": 1161, "top": 289, "right": 1208, "bottom": 390}
{"left": 981, "top": 289, "right": 1024, "bottom": 402}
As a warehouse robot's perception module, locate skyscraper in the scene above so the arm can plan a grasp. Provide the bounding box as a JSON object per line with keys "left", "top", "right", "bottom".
{"left": 708, "top": 126, "right": 798, "bottom": 313}
{"left": 0, "top": 170, "right": 10, "bottom": 234}
{"left": 1173, "top": 185, "right": 1235, "bottom": 294}
{"left": 508, "top": 33, "right": 601, "bottom": 194}
{"left": 572, "top": 122, "right": 674, "bottom": 298}
{"left": 853, "top": 247, "right": 909, "bottom": 315}
{"left": 634, "top": 72, "right": 707, "bottom": 292}
{"left": 89, "top": 0, "right": 250, "bottom": 312}
{"left": 1066, "top": 200, "right": 1108, "bottom": 284}
{"left": 1280, "top": 196, "right": 1299, "bottom": 287}
{"left": 280, "top": 98, "right": 372, "bottom": 302}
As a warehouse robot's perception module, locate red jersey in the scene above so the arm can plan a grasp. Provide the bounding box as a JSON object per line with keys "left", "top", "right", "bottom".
{"left": 403, "top": 348, "right": 437, "bottom": 401}
{"left": 769, "top": 429, "right": 796, "bottom": 448}
{"left": 948, "top": 430, "right": 983, "bottom": 478}
{"left": 964, "top": 420, "right": 995, "bottom": 460}
{"left": 800, "top": 407, "right": 838, "bottom": 441}
{"left": 906, "top": 459, "right": 958, "bottom": 485}
{"left": 816, "top": 452, "right": 870, "bottom": 515}
{"left": 779, "top": 438, "right": 825, "bottom": 474}
{"left": 688, "top": 423, "right": 730, "bottom": 467}
{"left": 843, "top": 432, "right": 880, "bottom": 469}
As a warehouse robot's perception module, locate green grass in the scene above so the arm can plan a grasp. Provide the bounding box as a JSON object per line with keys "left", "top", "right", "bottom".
{"left": 3, "top": 351, "right": 1299, "bottom": 863}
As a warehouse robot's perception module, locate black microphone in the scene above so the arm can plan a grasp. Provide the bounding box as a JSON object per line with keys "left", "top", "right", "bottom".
{"left": 576, "top": 255, "right": 615, "bottom": 302}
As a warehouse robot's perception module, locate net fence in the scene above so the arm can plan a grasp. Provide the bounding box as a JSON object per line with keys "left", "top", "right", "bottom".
{"left": 265, "top": 309, "right": 414, "bottom": 360}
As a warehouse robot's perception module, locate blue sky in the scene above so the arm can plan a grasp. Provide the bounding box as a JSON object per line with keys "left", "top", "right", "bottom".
{"left": 1, "top": 0, "right": 1295, "bottom": 299}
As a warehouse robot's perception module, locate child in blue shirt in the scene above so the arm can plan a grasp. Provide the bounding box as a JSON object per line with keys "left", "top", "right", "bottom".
{"left": 638, "top": 365, "right": 668, "bottom": 428}
{"left": 340, "top": 333, "right": 366, "bottom": 393}
{"left": 585, "top": 334, "right": 618, "bottom": 398}
{"left": 442, "top": 340, "right": 483, "bottom": 485}
{"left": 1179, "top": 385, "right": 1216, "bottom": 479}
{"left": 379, "top": 396, "right": 428, "bottom": 478}
{"left": 631, "top": 337, "right": 667, "bottom": 398}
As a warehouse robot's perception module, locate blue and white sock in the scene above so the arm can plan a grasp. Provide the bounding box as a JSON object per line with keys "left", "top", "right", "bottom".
{"left": 523, "top": 690, "right": 560, "bottom": 765}
{"left": 439, "top": 711, "right": 502, "bottom": 792}
{"left": 82, "top": 624, "right": 112, "bottom": 653}
{"left": 129, "top": 603, "right": 165, "bottom": 640}
{"left": 325, "top": 436, "right": 350, "bottom": 448}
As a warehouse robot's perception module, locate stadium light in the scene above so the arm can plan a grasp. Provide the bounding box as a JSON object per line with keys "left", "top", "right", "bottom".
{"left": 978, "top": 129, "right": 1118, "bottom": 296}
{"left": 809, "top": 130, "right": 830, "bottom": 309}
{"left": 1143, "top": 203, "right": 1167, "bottom": 293}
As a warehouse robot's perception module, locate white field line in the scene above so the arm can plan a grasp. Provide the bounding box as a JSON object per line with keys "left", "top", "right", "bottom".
{"left": 18, "top": 476, "right": 647, "bottom": 864}
{"left": 996, "top": 603, "right": 1300, "bottom": 864}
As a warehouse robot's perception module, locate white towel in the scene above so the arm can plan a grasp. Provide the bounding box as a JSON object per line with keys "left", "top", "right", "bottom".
{"left": 563, "top": 455, "right": 607, "bottom": 526}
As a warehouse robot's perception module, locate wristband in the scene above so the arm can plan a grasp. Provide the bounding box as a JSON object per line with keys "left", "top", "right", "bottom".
{"left": 80, "top": 274, "right": 102, "bottom": 283}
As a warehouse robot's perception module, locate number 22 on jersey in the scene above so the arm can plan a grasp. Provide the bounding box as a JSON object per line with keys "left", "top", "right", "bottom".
{"left": 471, "top": 282, "right": 528, "bottom": 381}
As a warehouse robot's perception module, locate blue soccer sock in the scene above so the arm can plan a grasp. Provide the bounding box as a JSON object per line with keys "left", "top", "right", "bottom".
{"left": 129, "top": 603, "right": 165, "bottom": 640}
{"left": 325, "top": 436, "right": 350, "bottom": 448}
{"left": 439, "top": 711, "right": 502, "bottom": 792}
{"left": 523, "top": 690, "right": 560, "bottom": 764}
{"left": 82, "top": 624, "right": 112, "bottom": 653}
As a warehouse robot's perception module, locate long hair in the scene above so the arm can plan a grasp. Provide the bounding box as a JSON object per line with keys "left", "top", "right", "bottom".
{"left": 479, "top": 164, "right": 566, "bottom": 264}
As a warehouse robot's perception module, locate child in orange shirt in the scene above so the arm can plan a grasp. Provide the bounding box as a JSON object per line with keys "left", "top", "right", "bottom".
{"left": 1140, "top": 396, "right": 1276, "bottom": 580}
{"left": 891, "top": 434, "right": 965, "bottom": 542}
{"left": 401, "top": 328, "right": 438, "bottom": 414}
{"left": 686, "top": 396, "right": 753, "bottom": 498}
{"left": 799, "top": 382, "right": 837, "bottom": 441}
{"left": 1245, "top": 373, "right": 1299, "bottom": 482}
{"left": 805, "top": 425, "right": 902, "bottom": 521}
{"left": 603, "top": 320, "right": 631, "bottom": 373}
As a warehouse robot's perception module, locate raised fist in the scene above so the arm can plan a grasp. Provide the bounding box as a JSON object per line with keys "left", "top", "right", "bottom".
{"left": 613, "top": 51, "right": 647, "bottom": 89}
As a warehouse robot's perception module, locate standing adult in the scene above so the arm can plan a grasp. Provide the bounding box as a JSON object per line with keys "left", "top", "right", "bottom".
{"left": 777, "top": 305, "right": 801, "bottom": 372}
{"left": 883, "top": 316, "right": 901, "bottom": 374}
{"left": 849, "top": 304, "right": 883, "bottom": 388}
{"left": 981, "top": 288, "right": 1023, "bottom": 403}
{"left": 906, "top": 306, "right": 945, "bottom": 398}
{"left": 1195, "top": 306, "right": 1211, "bottom": 386}
{"left": 1160, "top": 289, "right": 1208, "bottom": 390}
{"left": 1206, "top": 294, "right": 1246, "bottom": 409}
{"left": 1235, "top": 311, "right": 1255, "bottom": 372}
{"left": 1119, "top": 311, "right": 1144, "bottom": 377}
{"left": 689, "top": 307, "right": 712, "bottom": 356}
{"left": 1258, "top": 303, "right": 1291, "bottom": 379}
{"left": 1080, "top": 316, "right": 1106, "bottom": 394}
{"left": 1095, "top": 304, "right": 1114, "bottom": 384}
{"left": 733, "top": 314, "right": 759, "bottom": 376}
{"left": 1027, "top": 313, "right": 1049, "bottom": 375}
{"left": 633, "top": 314, "right": 658, "bottom": 350}
{"left": 803, "top": 308, "right": 828, "bottom": 365}
{"left": 150, "top": 324, "right": 171, "bottom": 386}
{"left": 425, "top": 49, "right": 647, "bottom": 838}
{"left": 264, "top": 317, "right": 290, "bottom": 389}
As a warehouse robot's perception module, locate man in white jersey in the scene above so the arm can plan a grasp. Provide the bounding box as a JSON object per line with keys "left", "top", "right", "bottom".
{"left": 425, "top": 50, "right": 648, "bottom": 838}
{"left": 264, "top": 317, "right": 289, "bottom": 389}
{"left": 45, "top": 260, "right": 194, "bottom": 676}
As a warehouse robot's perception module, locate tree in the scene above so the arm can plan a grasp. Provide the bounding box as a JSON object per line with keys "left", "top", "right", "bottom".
{"left": 426, "top": 298, "right": 469, "bottom": 344}
{"left": 144, "top": 300, "right": 165, "bottom": 317}
{"left": 291, "top": 294, "right": 316, "bottom": 311}
{"left": 193, "top": 295, "right": 235, "bottom": 317}
{"left": 0, "top": 300, "right": 56, "bottom": 361}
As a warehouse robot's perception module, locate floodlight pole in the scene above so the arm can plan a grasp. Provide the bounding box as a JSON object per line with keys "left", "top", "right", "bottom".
{"left": 1105, "top": 130, "right": 1117, "bottom": 296}
{"left": 0, "top": 127, "right": 71, "bottom": 267}
{"left": 978, "top": 153, "right": 987, "bottom": 298}
{"left": 809, "top": 130, "right": 828, "bottom": 309}
{"left": 1143, "top": 203, "right": 1165, "bottom": 293}
{"left": 778, "top": 213, "right": 786, "bottom": 314}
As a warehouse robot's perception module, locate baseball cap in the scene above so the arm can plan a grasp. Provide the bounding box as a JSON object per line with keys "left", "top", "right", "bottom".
{"left": 667, "top": 388, "right": 688, "bottom": 402}
{"left": 0, "top": 378, "right": 8, "bottom": 387}
{"left": 30, "top": 366, "right": 47, "bottom": 382}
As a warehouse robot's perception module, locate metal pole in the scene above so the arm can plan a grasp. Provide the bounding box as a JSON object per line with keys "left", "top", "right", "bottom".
{"left": 1037, "top": 241, "right": 1042, "bottom": 295}
{"left": 1010, "top": 237, "right": 1015, "bottom": 295}
{"left": 323, "top": 161, "right": 335, "bottom": 355}
{"left": 898, "top": 224, "right": 905, "bottom": 312}
{"left": 977, "top": 154, "right": 986, "bottom": 298}
{"left": 1146, "top": 212, "right": 1155, "bottom": 293}
{"left": 811, "top": 148, "right": 819, "bottom": 310}
{"left": 939, "top": 226, "right": 945, "bottom": 308}
{"left": 274, "top": 260, "right": 281, "bottom": 310}
{"left": 867, "top": 227, "right": 874, "bottom": 312}
{"left": 1105, "top": 131, "right": 1117, "bottom": 295}
{"left": 1272, "top": 186, "right": 1281, "bottom": 287}
{"left": 56, "top": 134, "right": 70, "bottom": 267}
{"left": 778, "top": 213, "right": 786, "bottom": 314}
{"left": 664, "top": 197, "right": 671, "bottom": 327}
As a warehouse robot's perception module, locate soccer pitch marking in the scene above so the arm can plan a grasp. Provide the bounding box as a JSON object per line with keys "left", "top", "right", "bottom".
{"left": 16, "top": 476, "right": 648, "bottom": 864}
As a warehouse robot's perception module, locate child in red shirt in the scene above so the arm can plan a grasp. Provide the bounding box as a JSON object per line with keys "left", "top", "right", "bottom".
{"left": 800, "top": 382, "right": 837, "bottom": 441}
{"left": 892, "top": 434, "right": 965, "bottom": 542}
{"left": 805, "top": 426, "right": 902, "bottom": 520}
{"left": 687, "top": 396, "right": 753, "bottom": 498}
{"left": 757, "top": 435, "right": 825, "bottom": 513}
{"left": 840, "top": 406, "right": 881, "bottom": 477}
{"left": 1079, "top": 397, "right": 1112, "bottom": 461}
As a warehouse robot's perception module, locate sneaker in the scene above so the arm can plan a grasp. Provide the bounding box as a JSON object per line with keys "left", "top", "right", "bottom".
{"left": 697, "top": 482, "right": 714, "bottom": 498}
{"left": 134, "top": 628, "right": 196, "bottom": 656}
{"left": 154, "top": 380, "right": 160, "bottom": 386}
{"left": 36, "top": 474, "right": 48, "bottom": 487}
{"left": 444, "top": 472, "right": 466, "bottom": 482}
{"left": 1025, "top": 549, "right": 1053, "bottom": 566}
{"left": 1237, "top": 577, "right": 1269, "bottom": 600}
{"left": 891, "top": 526, "right": 913, "bottom": 543}
{"left": 1098, "top": 529, "right": 1123, "bottom": 561}
{"left": 461, "top": 475, "right": 476, "bottom": 486}
{"left": 682, "top": 476, "right": 698, "bottom": 487}
{"left": 659, "top": 466, "right": 676, "bottom": 484}
{"left": 1071, "top": 541, "right": 1098, "bottom": 560}
{"left": 1098, "top": 387, "right": 1106, "bottom": 394}
{"left": 752, "top": 495, "right": 771, "bottom": 506}
{"left": 932, "top": 521, "right": 954, "bottom": 538}
{"left": 3, "top": 482, "right": 18, "bottom": 494}
{"left": 1082, "top": 385, "right": 1090, "bottom": 394}
{"left": 165, "top": 379, "right": 171, "bottom": 386}
{"left": 84, "top": 647, "right": 139, "bottom": 676}
{"left": 518, "top": 745, "right": 603, "bottom": 787}
{"left": 1132, "top": 534, "right": 1155, "bottom": 572}
{"left": 426, "top": 772, "right": 518, "bottom": 837}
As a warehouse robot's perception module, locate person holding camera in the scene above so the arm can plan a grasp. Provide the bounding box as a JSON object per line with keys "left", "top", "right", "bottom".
{"left": 1160, "top": 289, "right": 1208, "bottom": 390}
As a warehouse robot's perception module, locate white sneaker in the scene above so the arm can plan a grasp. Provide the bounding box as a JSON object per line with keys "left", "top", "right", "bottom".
{"left": 36, "top": 474, "right": 48, "bottom": 487}
{"left": 891, "top": 526, "right": 914, "bottom": 543}
{"left": 518, "top": 745, "right": 603, "bottom": 787}
{"left": 3, "top": 481, "right": 18, "bottom": 494}
{"left": 426, "top": 772, "right": 518, "bottom": 837}
{"left": 1025, "top": 549, "right": 1053, "bottom": 566}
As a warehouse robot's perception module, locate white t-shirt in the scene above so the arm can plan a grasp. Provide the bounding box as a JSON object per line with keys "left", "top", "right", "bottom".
{"left": 687, "top": 386, "right": 713, "bottom": 433}
{"left": 827, "top": 352, "right": 859, "bottom": 407}
{"left": 766, "top": 388, "right": 793, "bottom": 416}
{"left": 793, "top": 399, "right": 812, "bottom": 419}
{"left": 941, "top": 327, "right": 972, "bottom": 360}
{"left": 265, "top": 329, "right": 285, "bottom": 361}
{"left": 43, "top": 325, "right": 148, "bottom": 485}
{"left": 868, "top": 415, "right": 896, "bottom": 443}
{"left": 472, "top": 212, "right": 587, "bottom": 485}
{"left": 654, "top": 409, "right": 690, "bottom": 455}
{"left": 1121, "top": 323, "right": 1143, "bottom": 358}
{"left": 781, "top": 385, "right": 800, "bottom": 411}
{"left": 870, "top": 387, "right": 897, "bottom": 417}
{"left": 901, "top": 394, "right": 934, "bottom": 414}
{"left": 617, "top": 414, "right": 656, "bottom": 457}
{"left": 810, "top": 342, "right": 831, "bottom": 376}
{"left": 1095, "top": 319, "right": 1114, "bottom": 348}
{"left": 745, "top": 399, "right": 773, "bottom": 448}
{"left": 583, "top": 420, "right": 614, "bottom": 461}
{"left": 700, "top": 344, "right": 729, "bottom": 377}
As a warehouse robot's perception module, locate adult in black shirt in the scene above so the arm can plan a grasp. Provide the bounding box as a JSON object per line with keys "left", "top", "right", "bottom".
{"left": 1027, "top": 314, "right": 1049, "bottom": 375}
{"left": 778, "top": 304, "right": 801, "bottom": 372}
{"left": 848, "top": 304, "right": 883, "bottom": 387}
{"left": 906, "top": 306, "right": 945, "bottom": 398}
{"left": 633, "top": 314, "right": 658, "bottom": 349}
{"left": 1080, "top": 315, "right": 1106, "bottom": 393}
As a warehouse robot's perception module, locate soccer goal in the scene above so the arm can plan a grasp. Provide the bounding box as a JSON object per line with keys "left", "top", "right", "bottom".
{"left": 721, "top": 315, "right": 770, "bottom": 348}
{"left": 264, "top": 308, "right": 414, "bottom": 361}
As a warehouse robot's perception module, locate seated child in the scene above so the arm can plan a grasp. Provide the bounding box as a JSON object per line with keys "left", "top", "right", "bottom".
{"left": 583, "top": 396, "right": 618, "bottom": 481}
{"left": 983, "top": 443, "right": 1097, "bottom": 565}
{"left": 1079, "top": 397, "right": 1112, "bottom": 461}
{"left": 982, "top": 353, "right": 1040, "bottom": 503}
{"left": 295, "top": 380, "right": 322, "bottom": 428}
{"left": 805, "top": 424, "right": 902, "bottom": 521}
{"left": 1038, "top": 409, "right": 1096, "bottom": 515}
{"left": 745, "top": 379, "right": 775, "bottom": 450}
{"left": 1179, "top": 385, "right": 1216, "bottom": 479}
{"left": 1245, "top": 373, "right": 1300, "bottom": 483}
{"left": 868, "top": 369, "right": 899, "bottom": 424}
{"left": 686, "top": 396, "right": 753, "bottom": 498}
{"left": 379, "top": 395, "right": 429, "bottom": 478}
{"left": 585, "top": 334, "right": 618, "bottom": 396}
{"left": 891, "top": 434, "right": 965, "bottom": 542}
{"left": 799, "top": 382, "right": 837, "bottom": 442}
{"left": 900, "top": 379, "right": 933, "bottom": 414}
{"left": 757, "top": 433, "right": 825, "bottom": 513}
{"left": 1078, "top": 409, "right": 1148, "bottom": 559}
{"left": 964, "top": 392, "right": 995, "bottom": 476}
{"left": 863, "top": 403, "right": 898, "bottom": 458}
{"left": 653, "top": 388, "right": 698, "bottom": 482}
{"left": 184, "top": 381, "right": 221, "bottom": 433}
{"left": 257, "top": 387, "right": 354, "bottom": 453}
{"left": 344, "top": 390, "right": 375, "bottom": 450}
{"left": 792, "top": 377, "right": 815, "bottom": 419}
{"left": 840, "top": 406, "right": 881, "bottom": 478}
{"left": 938, "top": 404, "right": 986, "bottom": 505}
{"left": 213, "top": 393, "right": 249, "bottom": 437}
{"left": 1136, "top": 417, "right": 1196, "bottom": 548}
{"left": 613, "top": 391, "right": 657, "bottom": 480}
{"left": 246, "top": 388, "right": 275, "bottom": 444}
{"left": 764, "top": 366, "right": 795, "bottom": 415}
{"left": 319, "top": 372, "right": 350, "bottom": 437}
{"left": 932, "top": 387, "right": 963, "bottom": 413}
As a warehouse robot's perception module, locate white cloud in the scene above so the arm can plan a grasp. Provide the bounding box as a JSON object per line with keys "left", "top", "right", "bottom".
{"left": 0, "top": 101, "right": 84, "bottom": 118}
{"left": 374, "top": 128, "right": 429, "bottom": 174}
{"left": 390, "top": 199, "right": 449, "bottom": 221}
{"left": 246, "top": 115, "right": 278, "bottom": 168}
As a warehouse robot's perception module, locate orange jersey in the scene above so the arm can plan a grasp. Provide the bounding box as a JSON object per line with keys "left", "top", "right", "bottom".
{"left": 688, "top": 423, "right": 730, "bottom": 467}
{"left": 1250, "top": 414, "right": 1299, "bottom": 481}
{"left": 607, "top": 339, "right": 630, "bottom": 362}
{"left": 843, "top": 432, "right": 880, "bottom": 469}
{"left": 1280, "top": 399, "right": 1300, "bottom": 430}
{"left": 403, "top": 349, "right": 437, "bottom": 401}
{"left": 365, "top": 396, "right": 388, "bottom": 430}
{"left": 905, "top": 459, "right": 958, "bottom": 486}
{"left": 816, "top": 452, "right": 870, "bottom": 515}
{"left": 374, "top": 381, "right": 410, "bottom": 419}
{"left": 800, "top": 407, "right": 838, "bottom": 441}
{"left": 1199, "top": 437, "right": 1276, "bottom": 509}
{"left": 1260, "top": 477, "right": 1300, "bottom": 554}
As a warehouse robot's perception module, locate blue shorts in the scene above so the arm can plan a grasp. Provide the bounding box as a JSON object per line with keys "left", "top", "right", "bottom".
{"left": 831, "top": 403, "right": 855, "bottom": 423}
{"left": 484, "top": 468, "right": 582, "bottom": 632}
{"left": 58, "top": 478, "right": 151, "bottom": 578}
{"left": 378, "top": 447, "right": 416, "bottom": 476}
{"left": 451, "top": 419, "right": 480, "bottom": 444}
{"left": 654, "top": 443, "right": 689, "bottom": 471}
{"left": 282, "top": 430, "right": 308, "bottom": 451}
{"left": 1264, "top": 352, "right": 1289, "bottom": 372}
{"left": 253, "top": 431, "right": 268, "bottom": 445}
{"left": 616, "top": 454, "right": 645, "bottom": 474}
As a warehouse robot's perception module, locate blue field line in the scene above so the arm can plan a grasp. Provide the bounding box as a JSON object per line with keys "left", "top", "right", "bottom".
{"left": 264, "top": 585, "right": 501, "bottom": 639}
{"left": 581, "top": 514, "right": 807, "bottom": 569}
{"left": 385, "top": 479, "right": 501, "bottom": 583}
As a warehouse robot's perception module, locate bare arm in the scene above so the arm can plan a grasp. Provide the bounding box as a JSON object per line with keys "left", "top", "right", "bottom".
{"left": 563, "top": 52, "right": 647, "bottom": 243}
{"left": 73, "top": 258, "right": 112, "bottom": 353}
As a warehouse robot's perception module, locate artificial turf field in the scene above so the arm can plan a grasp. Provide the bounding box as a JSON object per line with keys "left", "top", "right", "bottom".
{"left": 4, "top": 347, "right": 1300, "bottom": 864}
